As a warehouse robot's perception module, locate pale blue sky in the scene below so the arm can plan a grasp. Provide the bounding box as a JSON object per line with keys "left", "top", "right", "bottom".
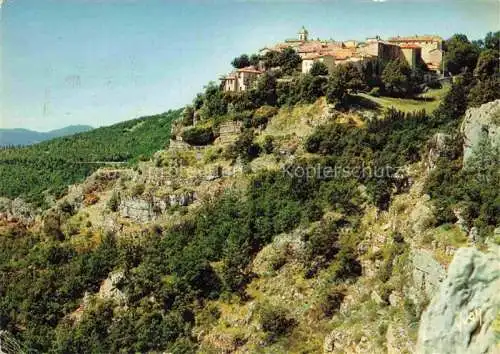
{"left": 1, "top": 0, "right": 498, "bottom": 131}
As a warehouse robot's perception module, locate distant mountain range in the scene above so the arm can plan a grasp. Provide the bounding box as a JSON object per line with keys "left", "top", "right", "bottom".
{"left": 0, "top": 125, "right": 94, "bottom": 147}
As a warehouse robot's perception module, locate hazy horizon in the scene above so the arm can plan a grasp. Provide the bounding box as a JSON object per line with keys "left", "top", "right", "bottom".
{"left": 2, "top": 0, "right": 498, "bottom": 131}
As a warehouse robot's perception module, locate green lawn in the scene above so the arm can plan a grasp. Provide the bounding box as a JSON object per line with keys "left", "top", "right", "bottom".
{"left": 355, "top": 84, "right": 450, "bottom": 114}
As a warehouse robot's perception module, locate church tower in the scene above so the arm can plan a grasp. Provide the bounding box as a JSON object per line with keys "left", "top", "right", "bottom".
{"left": 298, "top": 26, "right": 309, "bottom": 42}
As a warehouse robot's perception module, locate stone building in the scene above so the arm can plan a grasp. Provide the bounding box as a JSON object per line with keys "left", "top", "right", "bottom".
{"left": 297, "top": 26, "right": 309, "bottom": 42}
{"left": 388, "top": 35, "right": 443, "bottom": 73}
{"left": 359, "top": 38, "right": 402, "bottom": 62}
{"left": 221, "top": 66, "right": 263, "bottom": 92}
{"left": 426, "top": 48, "right": 444, "bottom": 73}
{"left": 343, "top": 40, "right": 358, "bottom": 48}
{"left": 301, "top": 53, "right": 335, "bottom": 74}
{"left": 358, "top": 37, "right": 424, "bottom": 71}
{"left": 283, "top": 26, "right": 310, "bottom": 48}
{"left": 258, "top": 26, "right": 311, "bottom": 56}
{"left": 400, "top": 45, "right": 422, "bottom": 70}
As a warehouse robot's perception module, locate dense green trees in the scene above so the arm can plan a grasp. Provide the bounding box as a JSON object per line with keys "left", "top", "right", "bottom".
{"left": 305, "top": 96, "right": 466, "bottom": 211}
{"left": 445, "top": 34, "right": 480, "bottom": 75}
{"left": 309, "top": 61, "right": 329, "bottom": 76}
{"left": 301, "top": 74, "right": 328, "bottom": 103}
{"left": 483, "top": 31, "right": 500, "bottom": 50}
{"left": 198, "top": 82, "right": 228, "bottom": 119}
{"left": 435, "top": 48, "right": 499, "bottom": 112}
{"left": 182, "top": 105, "right": 195, "bottom": 125}
{"left": 468, "top": 49, "right": 500, "bottom": 107}
{"left": 326, "top": 71, "right": 349, "bottom": 105}
{"left": 381, "top": 59, "right": 415, "bottom": 97}
{"left": 261, "top": 47, "right": 302, "bottom": 75}
{"left": 275, "top": 74, "right": 327, "bottom": 106}
{"left": 0, "top": 231, "right": 119, "bottom": 350}
{"left": 0, "top": 159, "right": 368, "bottom": 351}
{"left": 249, "top": 72, "right": 278, "bottom": 106}
{"left": 468, "top": 77, "right": 500, "bottom": 108}
{"left": 232, "top": 54, "right": 251, "bottom": 68}
{"left": 227, "top": 129, "right": 261, "bottom": 162}
{"left": 472, "top": 31, "right": 500, "bottom": 51}
{"left": 232, "top": 54, "right": 260, "bottom": 68}
{"left": 326, "top": 63, "right": 364, "bottom": 104}
{"left": 474, "top": 49, "right": 499, "bottom": 80}
{"left": 425, "top": 136, "right": 499, "bottom": 239}
{"left": 432, "top": 75, "right": 471, "bottom": 126}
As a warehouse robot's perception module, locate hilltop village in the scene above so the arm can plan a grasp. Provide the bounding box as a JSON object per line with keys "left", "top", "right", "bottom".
{"left": 221, "top": 27, "right": 444, "bottom": 92}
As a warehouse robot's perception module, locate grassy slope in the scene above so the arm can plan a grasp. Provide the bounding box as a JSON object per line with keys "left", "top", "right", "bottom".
{"left": 356, "top": 85, "right": 450, "bottom": 114}
{"left": 0, "top": 110, "right": 180, "bottom": 205}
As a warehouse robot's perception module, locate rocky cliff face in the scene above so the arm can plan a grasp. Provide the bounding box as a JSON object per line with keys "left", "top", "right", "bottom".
{"left": 461, "top": 99, "right": 500, "bottom": 163}
{"left": 118, "top": 192, "right": 196, "bottom": 223}
{"left": 410, "top": 249, "right": 446, "bottom": 300}
{"left": 417, "top": 247, "right": 500, "bottom": 354}
{"left": 0, "top": 197, "right": 36, "bottom": 224}
{"left": 426, "top": 132, "right": 452, "bottom": 170}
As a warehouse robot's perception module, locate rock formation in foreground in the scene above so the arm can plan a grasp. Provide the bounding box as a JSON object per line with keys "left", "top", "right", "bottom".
{"left": 417, "top": 247, "right": 500, "bottom": 354}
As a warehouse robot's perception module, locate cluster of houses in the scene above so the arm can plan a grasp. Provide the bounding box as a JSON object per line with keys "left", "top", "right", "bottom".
{"left": 221, "top": 26, "right": 444, "bottom": 92}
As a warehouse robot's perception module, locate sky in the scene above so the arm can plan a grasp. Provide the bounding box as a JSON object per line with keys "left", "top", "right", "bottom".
{"left": 1, "top": 0, "right": 498, "bottom": 131}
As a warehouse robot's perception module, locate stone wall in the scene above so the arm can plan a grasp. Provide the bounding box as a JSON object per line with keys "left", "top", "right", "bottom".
{"left": 218, "top": 121, "right": 242, "bottom": 144}
{"left": 168, "top": 139, "right": 191, "bottom": 151}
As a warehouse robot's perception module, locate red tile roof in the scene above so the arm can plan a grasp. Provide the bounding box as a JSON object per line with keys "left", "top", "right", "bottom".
{"left": 400, "top": 44, "right": 421, "bottom": 49}
{"left": 236, "top": 66, "right": 262, "bottom": 74}
{"left": 388, "top": 35, "right": 443, "bottom": 42}
{"left": 302, "top": 53, "right": 335, "bottom": 60}
{"left": 298, "top": 40, "right": 343, "bottom": 54}
{"left": 300, "top": 45, "right": 357, "bottom": 61}
{"left": 426, "top": 63, "right": 441, "bottom": 70}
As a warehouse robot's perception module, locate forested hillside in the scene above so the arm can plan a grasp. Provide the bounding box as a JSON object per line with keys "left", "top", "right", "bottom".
{"left": 0, "top": 110, "right": 180, "bottom": 206}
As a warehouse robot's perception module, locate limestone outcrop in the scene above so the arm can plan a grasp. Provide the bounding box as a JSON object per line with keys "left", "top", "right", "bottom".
{"left": 98, "top": 271, "right": 126, "bottom": 303}
{"left": 417, "top": 247, "right": 500, "bottom": 354}
{"left": 409, "top": 197, "right": 436, "bottom": 235}
{"left": 461, "top": 99, "right": 500, "bottom": 163}
{"left": 410, "top": 249, "right": 446, "bottom": 300}
{"left": 426, "top": 132, "right": 451, "bottom": 170}
{"left": 0, "top": 197, "right": 36, "bottom": 224}
{"left": 119, "top": 192, "right": 196, "bottom": 222}
{"left": 119, "top": 197, "right": 154, "bottom": 223}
